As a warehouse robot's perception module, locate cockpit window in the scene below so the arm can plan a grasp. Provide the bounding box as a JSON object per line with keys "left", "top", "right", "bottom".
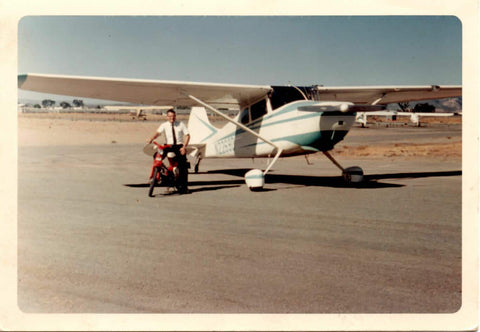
{"left": 270, "top": 86, "right": 314, "bottom": 110}
{"left": 250, "top": 99, "right": 267, "bottom": 121}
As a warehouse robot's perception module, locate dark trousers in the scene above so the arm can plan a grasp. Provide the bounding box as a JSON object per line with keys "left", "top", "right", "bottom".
{"left": 163, "top": 145, "right": 188, "bottom": 190}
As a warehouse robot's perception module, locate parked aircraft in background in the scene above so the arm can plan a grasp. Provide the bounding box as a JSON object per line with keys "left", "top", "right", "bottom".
{"left": 355, "top": 110, "right": 460, "bottom": 127}
{"left": 18, "top": 73, "right": 461, "bottom": 190}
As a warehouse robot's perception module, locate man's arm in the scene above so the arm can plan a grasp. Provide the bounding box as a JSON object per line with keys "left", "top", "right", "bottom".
{"left": 180, "top": 134, "right": 190, "bottom": 155}
{"left": 147, "top": 130, "right": 162, "bottom": 144}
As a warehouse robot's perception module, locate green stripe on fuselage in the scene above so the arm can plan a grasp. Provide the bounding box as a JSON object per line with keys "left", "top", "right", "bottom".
{"left": 219, "top": 101, "right": 319, "bottom": 141}
{"left": 214, "top": 100, "right": 353, "bottom": 152}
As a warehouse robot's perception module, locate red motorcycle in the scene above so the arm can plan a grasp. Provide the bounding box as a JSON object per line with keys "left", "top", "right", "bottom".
{"left": 144, "top": 142, "right": 181, "bottom": 197}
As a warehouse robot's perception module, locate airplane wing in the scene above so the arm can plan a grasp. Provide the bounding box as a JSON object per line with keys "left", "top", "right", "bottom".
{"left": 18, "top": 73, "right": 461, "bottom": 109}
{"left": 314, "top": 85, "right": 461, "bottom": 105}
{"left": 18, "top": 73, "right": 272, "bottom": 109}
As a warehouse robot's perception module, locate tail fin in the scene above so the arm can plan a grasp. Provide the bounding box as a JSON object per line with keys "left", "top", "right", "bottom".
{"left": 188, "top": 107, "right": 218, "bottom": 144}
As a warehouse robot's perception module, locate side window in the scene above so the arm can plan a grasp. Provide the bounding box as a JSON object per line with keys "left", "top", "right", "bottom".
{"left": 239, "top": 108, "right": 250, "bottom": 124}
{"left": 250, "top": 99, "right": 267, "bottom": 121}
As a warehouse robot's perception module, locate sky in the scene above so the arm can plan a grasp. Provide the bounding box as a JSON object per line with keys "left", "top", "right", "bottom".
{"left": 17, "top": 16, "right": 462, "bottom": 104}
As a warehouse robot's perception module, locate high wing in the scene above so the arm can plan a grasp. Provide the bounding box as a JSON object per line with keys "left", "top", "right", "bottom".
{"left": 18, "top": 73, "right": 461, "bottom": 109}
{"left": 18, "top": 73, "right": 272, "bottom": 109}
{"left": 314, "top": 85, "right": 461, "bottom": 105}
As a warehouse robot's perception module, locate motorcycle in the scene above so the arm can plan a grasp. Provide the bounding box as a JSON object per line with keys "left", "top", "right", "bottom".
{"left": 144, "top": 142, "right": 181, "bottom": 197}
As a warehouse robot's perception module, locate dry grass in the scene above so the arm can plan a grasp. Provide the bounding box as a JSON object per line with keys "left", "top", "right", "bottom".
{"left": 335, "top": 142, "right": 461, "bottom": 159}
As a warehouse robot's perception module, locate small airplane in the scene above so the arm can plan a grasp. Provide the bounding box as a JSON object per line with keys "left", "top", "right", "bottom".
{"left": 18, "top": 73, "right": 461, "bottom": 190}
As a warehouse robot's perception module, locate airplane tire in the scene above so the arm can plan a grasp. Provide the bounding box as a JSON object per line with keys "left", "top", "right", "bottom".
{"left": 342, "top": 166, "right": 364, "bottom": 184}
{"left": 148, "top": 168, "right": 159, "bottom": 197}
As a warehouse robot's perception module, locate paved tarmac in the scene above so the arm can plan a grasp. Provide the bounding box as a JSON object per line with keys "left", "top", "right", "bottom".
{"left": 17, "top": 125, "right": 462, "bottom": 313}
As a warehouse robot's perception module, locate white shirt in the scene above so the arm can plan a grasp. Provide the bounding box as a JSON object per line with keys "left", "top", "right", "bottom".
{"left": 157, "top": 121, "right": 190, "bottom": 145}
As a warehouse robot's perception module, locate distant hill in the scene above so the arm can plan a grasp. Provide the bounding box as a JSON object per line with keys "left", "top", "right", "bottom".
{"left": 432, "top": 97, "right": 462, "bottom": 112}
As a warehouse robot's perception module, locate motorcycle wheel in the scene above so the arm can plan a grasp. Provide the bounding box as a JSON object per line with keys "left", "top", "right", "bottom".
{"left": 148, "top": 168, "right": 159, "bottom": 197}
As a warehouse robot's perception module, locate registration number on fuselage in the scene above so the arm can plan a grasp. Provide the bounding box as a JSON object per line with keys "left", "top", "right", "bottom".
{"left": 214, "top": 135, "right": 235, "bottom": 155}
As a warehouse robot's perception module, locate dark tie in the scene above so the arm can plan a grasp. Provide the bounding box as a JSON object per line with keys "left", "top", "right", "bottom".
{"left": 171, "top": 122, "right": 177, "bottom": 145}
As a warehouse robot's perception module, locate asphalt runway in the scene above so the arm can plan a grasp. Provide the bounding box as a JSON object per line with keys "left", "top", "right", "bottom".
{"left": 17, "top": 125, "right": 462, "bottom": 313}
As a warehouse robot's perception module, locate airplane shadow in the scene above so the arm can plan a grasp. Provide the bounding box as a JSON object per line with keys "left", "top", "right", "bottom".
{"left": 208, "top": 169, "right": 462, "bottom": 189}
{"left": 365, "top": 170, "right": 462, "bottom": 181}
{"left": 123, "top": 182, "right": 242, "bottom": 194}
{"left": 125, "top": 169, "right": 461, "bottom": 192}
{"left": 208, "top": 169, "right": 400, "bottom": 188}
{"left": 149, "top": 185, "right": 242, "bottom": 196}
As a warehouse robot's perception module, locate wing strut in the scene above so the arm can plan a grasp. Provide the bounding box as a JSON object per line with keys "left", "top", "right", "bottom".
{"left": 186, "top": 94, "right": 283, "bottom": 188}
{"left": 371, "top": 93, "right": 386, "bottom": 105}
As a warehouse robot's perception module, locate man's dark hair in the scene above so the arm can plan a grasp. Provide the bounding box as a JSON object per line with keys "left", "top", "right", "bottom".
{"left": 167, "top": 109, "right": 176, "bottom": 115}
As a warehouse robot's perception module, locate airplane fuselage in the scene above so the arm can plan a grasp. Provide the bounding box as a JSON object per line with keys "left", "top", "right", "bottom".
{"left": 201, "top": 101, "right": 356, "bottom": 158}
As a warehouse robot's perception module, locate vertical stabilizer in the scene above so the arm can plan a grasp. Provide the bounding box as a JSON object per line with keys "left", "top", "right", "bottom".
{"left": 188, "top": 107, "right": 218, "bottom": 144}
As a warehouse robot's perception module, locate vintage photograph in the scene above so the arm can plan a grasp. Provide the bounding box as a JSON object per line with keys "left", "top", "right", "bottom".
{"left": 6, "top": 7, "right": 477, "bottom": 331}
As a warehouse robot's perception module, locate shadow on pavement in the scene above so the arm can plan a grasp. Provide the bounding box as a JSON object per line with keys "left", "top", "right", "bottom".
{"left": 125, "top": 169, "right": 461, "bottom": 191}
{"left": 207, "top": 168, "right": 462, "bottom": 189}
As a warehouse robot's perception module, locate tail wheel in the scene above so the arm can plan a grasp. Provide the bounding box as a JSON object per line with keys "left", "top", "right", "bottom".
{"left": 194, "top": 158, "right": 201, "bottom": 173}
{"left": 148, "top": 168, "right": 159, "bottom": 197}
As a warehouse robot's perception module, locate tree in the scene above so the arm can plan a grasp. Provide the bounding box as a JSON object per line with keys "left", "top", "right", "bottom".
{"left": 41, "top": 99, "right": 55, "bottom": 108}
{"left": 398, "top": 102, "right": 411, "bottom": 112}
{"left": 73, "top": 99, "right": 84, "bottom": 108}
{"left": 60, "top": 101, "right": 71, "bottom": 109}
{"left": 413, "top": 103, "right": 435, "bottom": 113}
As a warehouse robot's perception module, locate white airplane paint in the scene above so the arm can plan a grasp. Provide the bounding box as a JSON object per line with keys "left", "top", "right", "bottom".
{"left": 18, "top": 73, "right": 462, "bottom": 191}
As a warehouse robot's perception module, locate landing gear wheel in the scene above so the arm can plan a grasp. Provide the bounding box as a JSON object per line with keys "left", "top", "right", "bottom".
{"left": 342, "top": 166, "right": 364, "bottom": 184}
{"left": 245, "top": 169, "right": 265, "bottom": 191}
{"left": 148, "top": 168, "right": 159, "bottom": 197}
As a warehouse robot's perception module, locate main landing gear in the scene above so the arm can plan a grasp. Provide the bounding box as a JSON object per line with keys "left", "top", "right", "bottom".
{"left": 244, "top": 149, "right": 364, "bottom": 191}
{"left": 322, "top": 150, "right": 364, "bottom": 184}
{"left": 244, "top": 148, "right": 284, "bottom": 191}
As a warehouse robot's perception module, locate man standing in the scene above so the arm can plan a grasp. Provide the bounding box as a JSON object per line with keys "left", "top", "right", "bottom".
{"left": 147, "top": 109, "right": 190, "bottom": 194}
